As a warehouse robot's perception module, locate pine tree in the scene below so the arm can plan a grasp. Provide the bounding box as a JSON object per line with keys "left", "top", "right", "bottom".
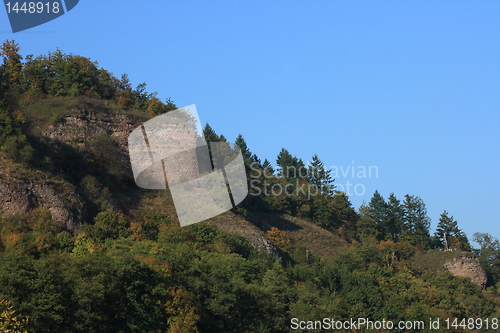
{"left": 276, "top": 148, "right": 294, "bottom": 178}
{"left": 402, "top": 194, "right": 431, "bottom": 247}
{"left": 386, "top": 193, "right": 404, "bottom": 241}
{"left": 435, "top": 210, "right": 469, "bottom": 250}
{"left": 308, "top": 154, "right": 334, "bottom": 195}
{"left": 366, "top": 190, "right": 390, "bottom": 240}
{"left": 262, "top": 159, "right": 274, "bottom": 175}
{"left": 276, "top": 148, "right": 306, "bottom": 181}
{"left": 357, "top": 201, "right": 378, "bottom": 240}
{"left": 250, "top": 153, "right": 261, "bottom": 167}
{"left": 234, "top": 134, "right": 262, "bottom": 168}
{"left": 330, "top": 192, "right": 359, "bottom": 240}
{"left": 203, "top": 123, "right": 219, "bottom": 143}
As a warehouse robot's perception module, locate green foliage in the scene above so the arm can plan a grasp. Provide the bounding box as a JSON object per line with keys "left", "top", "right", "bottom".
{"left": 276, "top": 148, "right": 306, "bottom": 182}
{"left": 86, "top": 209, "right": 130, "bottom": 243}
{"left": 79, "top": 175, "right": 114, "bottom": 218}
{"left": 386, "top": 193, "right": 404, "bottom": 240}
{"left": 473, "top": 232, "right": 500, "bottom": 287}
{"left": 23, "top": 49, "right": 116, "bottom": 98}
{"left": 0, "top": 298, "right": 29, "bottom": 333}
{"left": 401, "top": 194, "right": 431, "bottom": 247}
{"left": 0, "top": 40, "right": 23, "bottom": 91}
{"left": 0, "top": 108, "right": 33, "bottom": 163}
{"left": 1, "top": 134, "right": 33, "bottom": 163}
{"left": 434, "top": 210, "right": 470, "bottom": 251}
{"left": 308, "top": 154, "right": 334, "bottom": 195}
{"left": 0, "top": 210, "right": 498, "bottom": 333}
{"left": 55, "top": 232, "right": 74, "bottom": 253}
{"left": 202, "top": 123, "right": 223, "bottom": 143}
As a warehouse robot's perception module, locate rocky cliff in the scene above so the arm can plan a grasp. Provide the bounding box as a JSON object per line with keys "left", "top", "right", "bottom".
{"left": 443, "top": 255, "right": 487, "bottom": 289}
{"left": 1, "top": 104, "right": 137, "bottom": 231}
{"left": 0, "top": 150, "right": 87, "bottom": 230}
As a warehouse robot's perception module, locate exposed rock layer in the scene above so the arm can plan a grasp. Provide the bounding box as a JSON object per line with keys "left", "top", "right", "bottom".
{"left": 443, "top": 255, "right": 487, "bottom": 289}
{"left": 0, "top": 177, "right": 86, "bottom": 230}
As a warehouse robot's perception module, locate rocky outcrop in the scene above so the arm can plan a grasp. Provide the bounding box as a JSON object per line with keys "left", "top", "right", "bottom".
{"left": 0, "top": 177, "right": 86, "bottom": 230}
{"left": 44, "top": 108, "right": 136, "bottom": 150}
{"left": 212, "top": 214, "right": 278, "bottom": 254}
{"left": 0, "top": 107, "right": 136, "bottom": 230}
{"left": 443, "top": 255, "right": 487, "bottom": 289}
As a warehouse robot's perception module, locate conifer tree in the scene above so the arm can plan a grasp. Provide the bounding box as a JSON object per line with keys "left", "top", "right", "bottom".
{"left": 203, "top": 123, "right": 219, "bottom": 143}
{"left": 386, "top": 193, "right": 404, "bottom": 241}
{"left": 402, "top": 194, "right": 431, "bottom": 247}
{"left": 262, "top": 159, "right": 274, "bottom": 175}
{"left": 366, "top": 190, "right": 389, "bottom": 240}
{"left": 308, "top": 154, "right": 334, "bottom": 195}
{"left": 357, "top": 201, "right": 378, "bottom": 240}
{"left": 235, "top": 134, "right": 252, "bottom": 161}
{"left": 435, "top": 210, "right": 469, "bottom": 250}
{"left": 276, "top": 148, "right": 306, "bottom": 181}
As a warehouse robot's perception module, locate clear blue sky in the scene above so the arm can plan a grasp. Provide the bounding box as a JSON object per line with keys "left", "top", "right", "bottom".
{"left": 2, "top": 1, "right": 499, "bottom": 243}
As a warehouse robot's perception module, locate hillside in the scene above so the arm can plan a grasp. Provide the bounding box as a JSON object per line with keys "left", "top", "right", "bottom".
{"left": 1, "top": 40, "right": 500, "bottom": 333}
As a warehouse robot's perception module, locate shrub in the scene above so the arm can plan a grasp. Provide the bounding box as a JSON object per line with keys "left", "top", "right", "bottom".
{"left": 1, "top": 134, "right": 33, "bottom": 163}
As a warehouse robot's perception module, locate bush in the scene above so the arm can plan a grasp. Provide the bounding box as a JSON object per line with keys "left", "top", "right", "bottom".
{"left": 80, "top": 175, "right": 114, "bottom": 217}
{"left": 1, "top": 134, "right": 33, "bottom": 163}
{"left": 86, "top": 209, "right": 130, "bottom": 242}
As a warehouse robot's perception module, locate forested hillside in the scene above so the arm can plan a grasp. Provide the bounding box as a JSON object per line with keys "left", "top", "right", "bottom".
{"left": 1, "top": 40, "right": 500, "bottom": 332}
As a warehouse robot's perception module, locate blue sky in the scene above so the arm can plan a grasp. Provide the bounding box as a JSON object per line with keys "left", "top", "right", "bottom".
{"left": 2, "top": 1, "right": 499, "bottom": 242}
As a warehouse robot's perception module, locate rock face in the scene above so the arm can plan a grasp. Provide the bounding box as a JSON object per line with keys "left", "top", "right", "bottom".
{"left": 443, "top": 255, "right": 487, "bottom": 289}
{"left": 0, "top": 177, "right": 86, "bottom": 230}
{"left": 44, "top": 108, "right": 136, "bottom": 150}
{"left": 0, "top": 107, "right": 133, "bottom": 231}
{"left": 212, "top": 215, "right": 278, "bottom": 254}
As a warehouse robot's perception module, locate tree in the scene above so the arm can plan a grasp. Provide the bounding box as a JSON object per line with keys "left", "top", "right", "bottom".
{"left": 473, "top": 232, "right": 500, "bottom": 286}
{"left": 1, "top": 134, "right": 33, "bottom": 163}
{"left": 165, "top": 288, "right": 200, "bottom": 333}
{"left": 366, "top": 191, "right": 390, "bottom": 240}
{"left": 234, "top": 134, "right": 252, "bottom": 161}
{"left": 21, "top": 54, "right": 49, "bottom": 96}
{"left": 86, "top": 209, "right": 130, "bottom": 242}
{"left": 261, "top": 159, "right": 274, "bottom": 176}
{"left": 434, "top": 211, "right": 470, "bottom": 250}
{"left": 0, "top": 40, "right": 23, "bottom": 90}
{"left": 0, "top": 299, "right": 29, "bottom": 333}
{"left": 0, "top": 108, "right": 33, "bottom": 164}
{"left": 276, "top": 148, "right": 306, "bottom": 181}
{"left": 330, "top": 192, "right": 359, "bottom": 241}
{"left": 401, "top": 195, "right": 431, "bottom": 247}
{"left": 356, "top": 202, "right": 378, "bottom": 240}
{"left": 308, "top": 154, "right": 334, "bottom": 195}
{"left": 386, "top": 193, "right": 404, "bottom": 241}
{"left": 203, "top": 123, "right": 220, "bottom": 143}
